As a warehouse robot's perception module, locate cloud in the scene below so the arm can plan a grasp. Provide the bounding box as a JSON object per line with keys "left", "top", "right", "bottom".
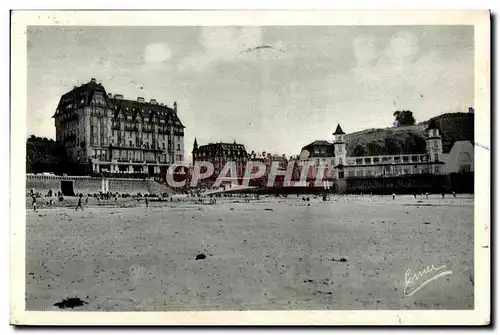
{"left": 143, "top": 43, "right": 172, "bottom": 64}
{"left": 384, "top": 31, "right": 419, "bottom": 66}
{"left": 352, "top": 35, "right": 377, "bottom": 67}
{"left": 178, "top": 27, "right": 263, "bottom": 72}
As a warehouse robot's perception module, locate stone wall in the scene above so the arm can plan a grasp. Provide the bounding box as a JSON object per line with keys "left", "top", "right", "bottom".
{"left": 26, "top": 175, "right": 176, "bottom": 196}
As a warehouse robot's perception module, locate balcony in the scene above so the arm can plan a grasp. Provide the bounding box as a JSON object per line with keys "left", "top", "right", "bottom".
{"left": 125, "top": 125, "right": 139, "bottom": 131}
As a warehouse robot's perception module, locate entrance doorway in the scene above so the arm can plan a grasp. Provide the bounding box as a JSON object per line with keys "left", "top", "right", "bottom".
{"left": 148, "top": 166, "right": 155, "bottom": 177}
{"left": 60, "top": 180, "right": 75, "bottom": 196}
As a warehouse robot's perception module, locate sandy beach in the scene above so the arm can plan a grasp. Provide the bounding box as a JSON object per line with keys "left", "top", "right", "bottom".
{"left": 25, "top": 194, "right": 474, "bottom": 311}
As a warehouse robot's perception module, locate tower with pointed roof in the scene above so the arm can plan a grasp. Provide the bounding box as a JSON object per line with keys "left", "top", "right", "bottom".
{"left": 426, "top": 119, "right": 443, "bottom": 164}
{"left": 333, "top": 123, "right": 346, "bottom": 167}
{"left": 192, "top": 138, "right": 198, "bottom": 163}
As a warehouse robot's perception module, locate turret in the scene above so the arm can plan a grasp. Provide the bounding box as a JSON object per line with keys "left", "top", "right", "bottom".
{"left": 333, "top": 124, "right": 346, "bottom": 167}
{"left": 426, "top": 120, "right": 443, "bottom": 162}
{"left": 192, "top": 137, "right": 198, "bottom": 163}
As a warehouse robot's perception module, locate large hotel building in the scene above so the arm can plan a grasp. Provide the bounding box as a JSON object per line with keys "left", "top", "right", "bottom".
{"left": 53, "top": 78, "right": 185, "bottom": 177}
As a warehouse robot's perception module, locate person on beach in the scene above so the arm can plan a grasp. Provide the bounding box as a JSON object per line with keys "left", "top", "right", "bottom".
{"left": 32, "top": 195, "right": 37, "bottom": 212}
{"left": 453, "top": 191, "right": 456, "bottom": 198}
{"left": 392, "top": 193, "right": 396, "bottom": 200}
{"left": 145, "top": 196, "right": 149, "bottom": 208}
{"left": 75, "top": 194, "right": 84, "bottom": 211}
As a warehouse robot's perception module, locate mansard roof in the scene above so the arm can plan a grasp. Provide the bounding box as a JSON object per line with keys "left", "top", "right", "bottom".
{"left": 196, "top": 142, "right": 248, "bottom": 157}
{"left": 53, "top": 78, "right": 185, "bottom": 128}
{"left": 301, "top": 140, "right": 335, "bottom": 157}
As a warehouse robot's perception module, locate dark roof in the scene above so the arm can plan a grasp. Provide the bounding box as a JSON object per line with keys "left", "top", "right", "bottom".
{"left": 301, "top": 140, "right": 335, "bottom": 158}
{"left": 333, "top": 124, "right": 345, "bottom": 135}
{"left": 53, "top": 79, "right": 184, "bottom": 128}
{"left": 196, "top": 142, "right": 248, "bottom": 157}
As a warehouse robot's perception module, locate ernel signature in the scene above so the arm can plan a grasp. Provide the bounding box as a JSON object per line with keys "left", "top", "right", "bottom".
{"left": 404, "top": 264, "right": 452, "bottom": 296}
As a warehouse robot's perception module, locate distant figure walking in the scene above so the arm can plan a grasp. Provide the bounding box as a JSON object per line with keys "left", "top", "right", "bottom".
{"left": 32, "top": 195, "right": 37, "bottom": 212}
{"left": 452, "top": 191, "right": 456, "bottom": 198}
{"left": 145, "top": 197, "right": 149, "bottom": 208}
{"left": 392, "top": 193, "right": 396, "bottom": 200}
{"left": 413, "top": 193, "right": 416, "bottom": 199}
{"left": 425, "top": 192, "right": 429, "bottom": 199}
{"left": 85, "top": 196, "right": 89, "bottom": 205}
{"left": 442, "top": 192, "right": 445, "bottom": 199}
{"left": 75, "top": 194, "right": 84, "bottom": 211}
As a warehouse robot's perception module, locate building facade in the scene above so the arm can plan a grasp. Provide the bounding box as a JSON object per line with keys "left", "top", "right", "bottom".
{"left": 192, "top": 140, "right": 248, "bottom": 183}
{"left": 53, "top": 78, "right": 185, "bottom": 177}
{"left": 299, "top": 122, "right": 446, "bottom": 180}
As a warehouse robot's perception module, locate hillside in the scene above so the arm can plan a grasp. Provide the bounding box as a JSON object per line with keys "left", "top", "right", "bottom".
{"left": 345, "top": 112, "right": 474, "bottom": 157}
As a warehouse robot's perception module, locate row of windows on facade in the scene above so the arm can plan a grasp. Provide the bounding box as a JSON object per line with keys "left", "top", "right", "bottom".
{"left": 312, "top": 146, "right": 343, "bottom": 156}
{"left": 310, "top": 139, "right": 440, "bottom": 160}
{"left": 346, "top": 165, "right": 441, "bottom": 177}
{"left": 195, "top": 151, "right": 248, "bottom": 158}
{"left": 92, "top": 149, "right": 182, "bottom": 164}
{"left": 346, "top": 154, "right": 444, "bottom": 166}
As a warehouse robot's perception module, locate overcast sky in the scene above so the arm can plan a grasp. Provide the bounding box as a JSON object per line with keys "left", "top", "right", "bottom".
{"left": 27, "top": 25, "right": 473, "bottom": 156}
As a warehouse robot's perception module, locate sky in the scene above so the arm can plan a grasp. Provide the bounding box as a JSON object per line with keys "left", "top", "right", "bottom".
{"left": 27, "top": 25, "right": 474, "bottom": 157}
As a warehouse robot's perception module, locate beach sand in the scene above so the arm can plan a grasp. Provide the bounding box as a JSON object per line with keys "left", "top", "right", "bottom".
{"left": 25, "top": 194, "right": 474, "bottom": 311}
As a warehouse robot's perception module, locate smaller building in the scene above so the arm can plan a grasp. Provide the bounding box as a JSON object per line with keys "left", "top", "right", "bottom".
{"left": 192, "top": 139, "right": 248, "bottom": 183}
{"left": 299, "top": 122, "right": 446, "bottom": 181}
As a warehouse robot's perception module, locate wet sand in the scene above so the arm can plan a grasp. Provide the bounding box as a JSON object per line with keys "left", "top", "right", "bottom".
{"left": 26, "top": 194, "right": 474, "bottom": 311}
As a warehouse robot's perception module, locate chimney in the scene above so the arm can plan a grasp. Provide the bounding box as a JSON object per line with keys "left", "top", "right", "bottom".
{"left": 174, "top": 101, "right": 178, "bottom": 113}
{"left": 107, "top": 93, "right": 113, "bottom": 99}
{"left": 159, "top": 103, "right": 164, "bottom": 106}
{"left": 91, "top": 78, "right": 96, "bottom": 83}
{"left": 114, "top": 94, "right": 124, "bottom": 100}
{"left": 150, "top": 99, "right": 158, "bottom": 105}
{"left": 468, "top": 107, "right": 474, "bottom": 113}
{"left": 137, "top": 97, "right": 145, "bottom": 103}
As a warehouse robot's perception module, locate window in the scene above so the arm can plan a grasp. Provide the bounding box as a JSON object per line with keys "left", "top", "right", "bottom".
{"left": 355, "top": 158, "right": 363, "bottom": 165}
{"left": 373, "top": 157, "right": 380, "bottom": 163}
{"left": 434, "top": 154, "right": 439, "bottom": 162}
{"left": 91, "top": 126, "right": 98, "bottom": 146}
{"left": 364, "top": 158, "right": 371, "bottom": 164}
{"left": 129, "top": 140, "right": 132, "bottom": 147}
{"left": 434, "top": 166, "right": 440, "bottom": 174}
{"left": 403, "top": 156, "right": 409, "bottom": 163}
{"left": 339, "top": 158, "right": 343, "bottom": 165}
{"left": 177, "top": 143, "right": 180, "bottom": 150}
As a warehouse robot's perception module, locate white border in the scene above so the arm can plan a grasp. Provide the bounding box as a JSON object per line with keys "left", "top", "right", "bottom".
{"left": 10, "top": 10, "right": 491, "bottom": 326}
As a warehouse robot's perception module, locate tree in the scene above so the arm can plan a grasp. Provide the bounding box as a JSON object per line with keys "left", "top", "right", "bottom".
{"left": 393, "top": 110, "right": 416, "bottom": 126}
{"left": 352, "top": 144, "right": 366, "bottom": 157}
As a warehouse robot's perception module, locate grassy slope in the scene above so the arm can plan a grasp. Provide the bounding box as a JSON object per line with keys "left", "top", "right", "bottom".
{"left": 345, "top": 113, "right": 473, "bottom": 157}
